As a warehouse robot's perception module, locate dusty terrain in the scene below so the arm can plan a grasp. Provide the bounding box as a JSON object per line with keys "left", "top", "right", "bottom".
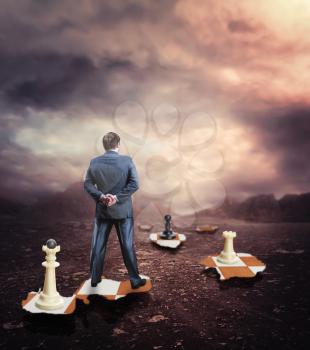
{"left": 0, "top": 216, "right": 310, "bottom": 350}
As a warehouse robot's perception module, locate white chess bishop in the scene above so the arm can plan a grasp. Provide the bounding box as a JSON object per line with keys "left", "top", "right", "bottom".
{"left": 35, "top": 239, "right": 65, "bottom": 310}
{"left": 217, "top": 231, "right": 239, "bottom": 264}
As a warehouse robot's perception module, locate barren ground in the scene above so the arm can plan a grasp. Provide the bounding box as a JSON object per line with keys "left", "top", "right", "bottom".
{"left": 1, "top": 217, "right": 310, "bottom": 350}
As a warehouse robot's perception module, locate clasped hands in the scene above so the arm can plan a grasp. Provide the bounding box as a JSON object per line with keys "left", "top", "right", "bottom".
{"left": 100, "top": 193, "right": 117, "bottom": 207}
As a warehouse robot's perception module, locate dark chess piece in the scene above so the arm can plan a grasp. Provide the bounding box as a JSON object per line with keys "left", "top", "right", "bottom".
{"left": 160, "top": 215, "right": 176, "bottom": 240}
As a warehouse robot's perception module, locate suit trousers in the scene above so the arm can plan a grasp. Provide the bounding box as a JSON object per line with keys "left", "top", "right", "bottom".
{"left": 89, "top": 217, "right": 141, "bottom": 284}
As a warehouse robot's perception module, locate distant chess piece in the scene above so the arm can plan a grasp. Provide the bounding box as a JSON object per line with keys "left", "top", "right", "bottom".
{"left": 160, "top": 215, "right": 176, "bottom": 239}
{"left": 217, "top": 231, "right": 238, "bottom": 264}
{"left": 35, "top": 239, "right": 65, "bottom": 310}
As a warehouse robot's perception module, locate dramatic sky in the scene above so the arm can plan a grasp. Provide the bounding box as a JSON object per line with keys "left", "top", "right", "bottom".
{"left": 1, "top": 0, "right": 310, "bottom": 213}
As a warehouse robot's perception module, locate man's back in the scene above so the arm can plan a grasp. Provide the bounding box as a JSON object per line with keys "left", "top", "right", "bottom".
{"left": 84, "top": 131, "right": 146, "bottom": 289}
{"left": 84, "top": 150, "right": 139, "bottom": 219}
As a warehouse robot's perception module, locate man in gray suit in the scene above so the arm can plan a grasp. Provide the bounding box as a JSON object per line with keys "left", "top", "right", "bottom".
{"left": 84, "top": 132, "right": 146, "bottom": 289}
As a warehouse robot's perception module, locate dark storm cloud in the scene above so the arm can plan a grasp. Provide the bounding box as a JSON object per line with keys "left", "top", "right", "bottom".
{"left": 0, "top": 1, "right": 182, "bottom": 114}
{"left": 93, "top": 1, "right": 177, "bottom": 25}
{"left": 0, "top": 0, "right": 178, "bottom": 112}
{"left": 240, "top": 107, "right": 310, "bottom": 192}
{"left": 259, "top": 109, "right": 310, "bottom": 175}
{"left": 0, "top": 51, "right": 136, "bottom": 111}
{"left": 2, "top": 53, "right": 96, "bottom": 109}
{"left": 0, "top": 0, "right": 178, "bottom": 53}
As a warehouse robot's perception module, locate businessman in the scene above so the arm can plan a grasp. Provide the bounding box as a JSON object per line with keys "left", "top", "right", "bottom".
{"left": 84, "top": 132, "right": 146, "bottom": 289}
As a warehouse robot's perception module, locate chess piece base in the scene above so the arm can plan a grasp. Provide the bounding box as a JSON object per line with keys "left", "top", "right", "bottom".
{"left": 35, "top": 291, "right": 65, "bottom": 310}
{"left": 159, "top": 231, "right": 176, "bottom": 240}
{"left": 216, "top": 252, "right": 239, "bottom": 264}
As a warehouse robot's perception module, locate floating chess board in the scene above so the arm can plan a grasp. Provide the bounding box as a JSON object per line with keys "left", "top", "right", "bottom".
{"left": 149, "top": 233, "right": 186, "bottom": 248}
{"left": 200, "top": 253, "right": 266, "bottom": 280}
{"left": 75, "top": 275, "right": 152, "bottom": 303}
{"left": 22, "top": 292, "right": 76, "bottom": 315}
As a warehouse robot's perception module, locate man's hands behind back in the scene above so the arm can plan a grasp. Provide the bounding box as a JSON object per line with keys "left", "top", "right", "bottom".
{"left": 100, "top": 194, "right": 117, "bottom": 207}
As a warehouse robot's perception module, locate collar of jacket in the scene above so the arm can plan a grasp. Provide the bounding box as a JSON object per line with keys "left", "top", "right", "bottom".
{"left": 104, "top": 150, "right": 119, "bottom": 155}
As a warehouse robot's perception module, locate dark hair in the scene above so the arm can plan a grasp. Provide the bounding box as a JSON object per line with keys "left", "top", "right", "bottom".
{"left": 102, "top": 132, "right": 120, "bottom": 151}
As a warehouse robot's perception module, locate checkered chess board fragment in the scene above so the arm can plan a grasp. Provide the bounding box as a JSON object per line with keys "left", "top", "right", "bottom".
{"left": 200, "top": 253, "right": 266, "bottom": 280}
{"left": 22, "top": 275, "right": 152, "bottom": 314}
{"left": 21, "top": 292, "right": 76, "bottom": 314}
{"left": 75, "top": 275, "right": 152, "bottom": 303}
{"left": 149, "top": 233, "right": 186, "bottom": 248}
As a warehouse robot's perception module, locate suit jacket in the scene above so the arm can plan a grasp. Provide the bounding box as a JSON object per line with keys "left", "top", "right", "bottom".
{"left": 84, "top": 150, "right": 139, "bottom": 219}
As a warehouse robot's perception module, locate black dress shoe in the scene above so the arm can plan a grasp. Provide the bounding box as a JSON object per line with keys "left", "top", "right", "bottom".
{"left": 131, "top": 278, "right": 147, "bottom": 289}
{"left": 91, "top": 280, "right": 101, "bottom": 287}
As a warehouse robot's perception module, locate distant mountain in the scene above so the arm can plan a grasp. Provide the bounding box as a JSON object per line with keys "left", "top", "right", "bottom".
{"left": 25, "top": 182, "right": 95, "bottom": 222}
{"left": 232, "top": 194, "right": 282, "bottom": 221}
{"left": 24, "top": 182, "right": 165, "bottom": 223}
{"left": 1, "top": 182, "right": 310, "bottom": 222}
{"left": 203, "top": 192, "right": 310, "bottom": 222}
{"left": 279, "top": 193, "right": 310, "bottom": 222}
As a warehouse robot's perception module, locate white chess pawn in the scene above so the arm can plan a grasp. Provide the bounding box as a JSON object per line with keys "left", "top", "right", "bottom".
{"left": 217, "top": 231, "right": 238, "bottom": 264}
{"left": 35, "top": 239, "right": 64, "bottom": 310}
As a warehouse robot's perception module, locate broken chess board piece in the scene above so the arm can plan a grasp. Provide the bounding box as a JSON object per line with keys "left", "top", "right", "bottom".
{"left": 75, "top": 275, "right": 152, "bottom": 303}
{"left": 149, "top": 214, "right": 186, "bottom": 248}
{"left": 195, "top": 225, "right": 218, "bottom": 234}
{"left": 199, "top": 231, "right": 266, "bottom": 280}
{"left": 21, "top": 239, "right": 76, "bottom": 315}
{"left": 149, "top": 232, "right": 186, "bottom": 248}
{"left": 138, "top": 223, "right": 154, "bottom": 232}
